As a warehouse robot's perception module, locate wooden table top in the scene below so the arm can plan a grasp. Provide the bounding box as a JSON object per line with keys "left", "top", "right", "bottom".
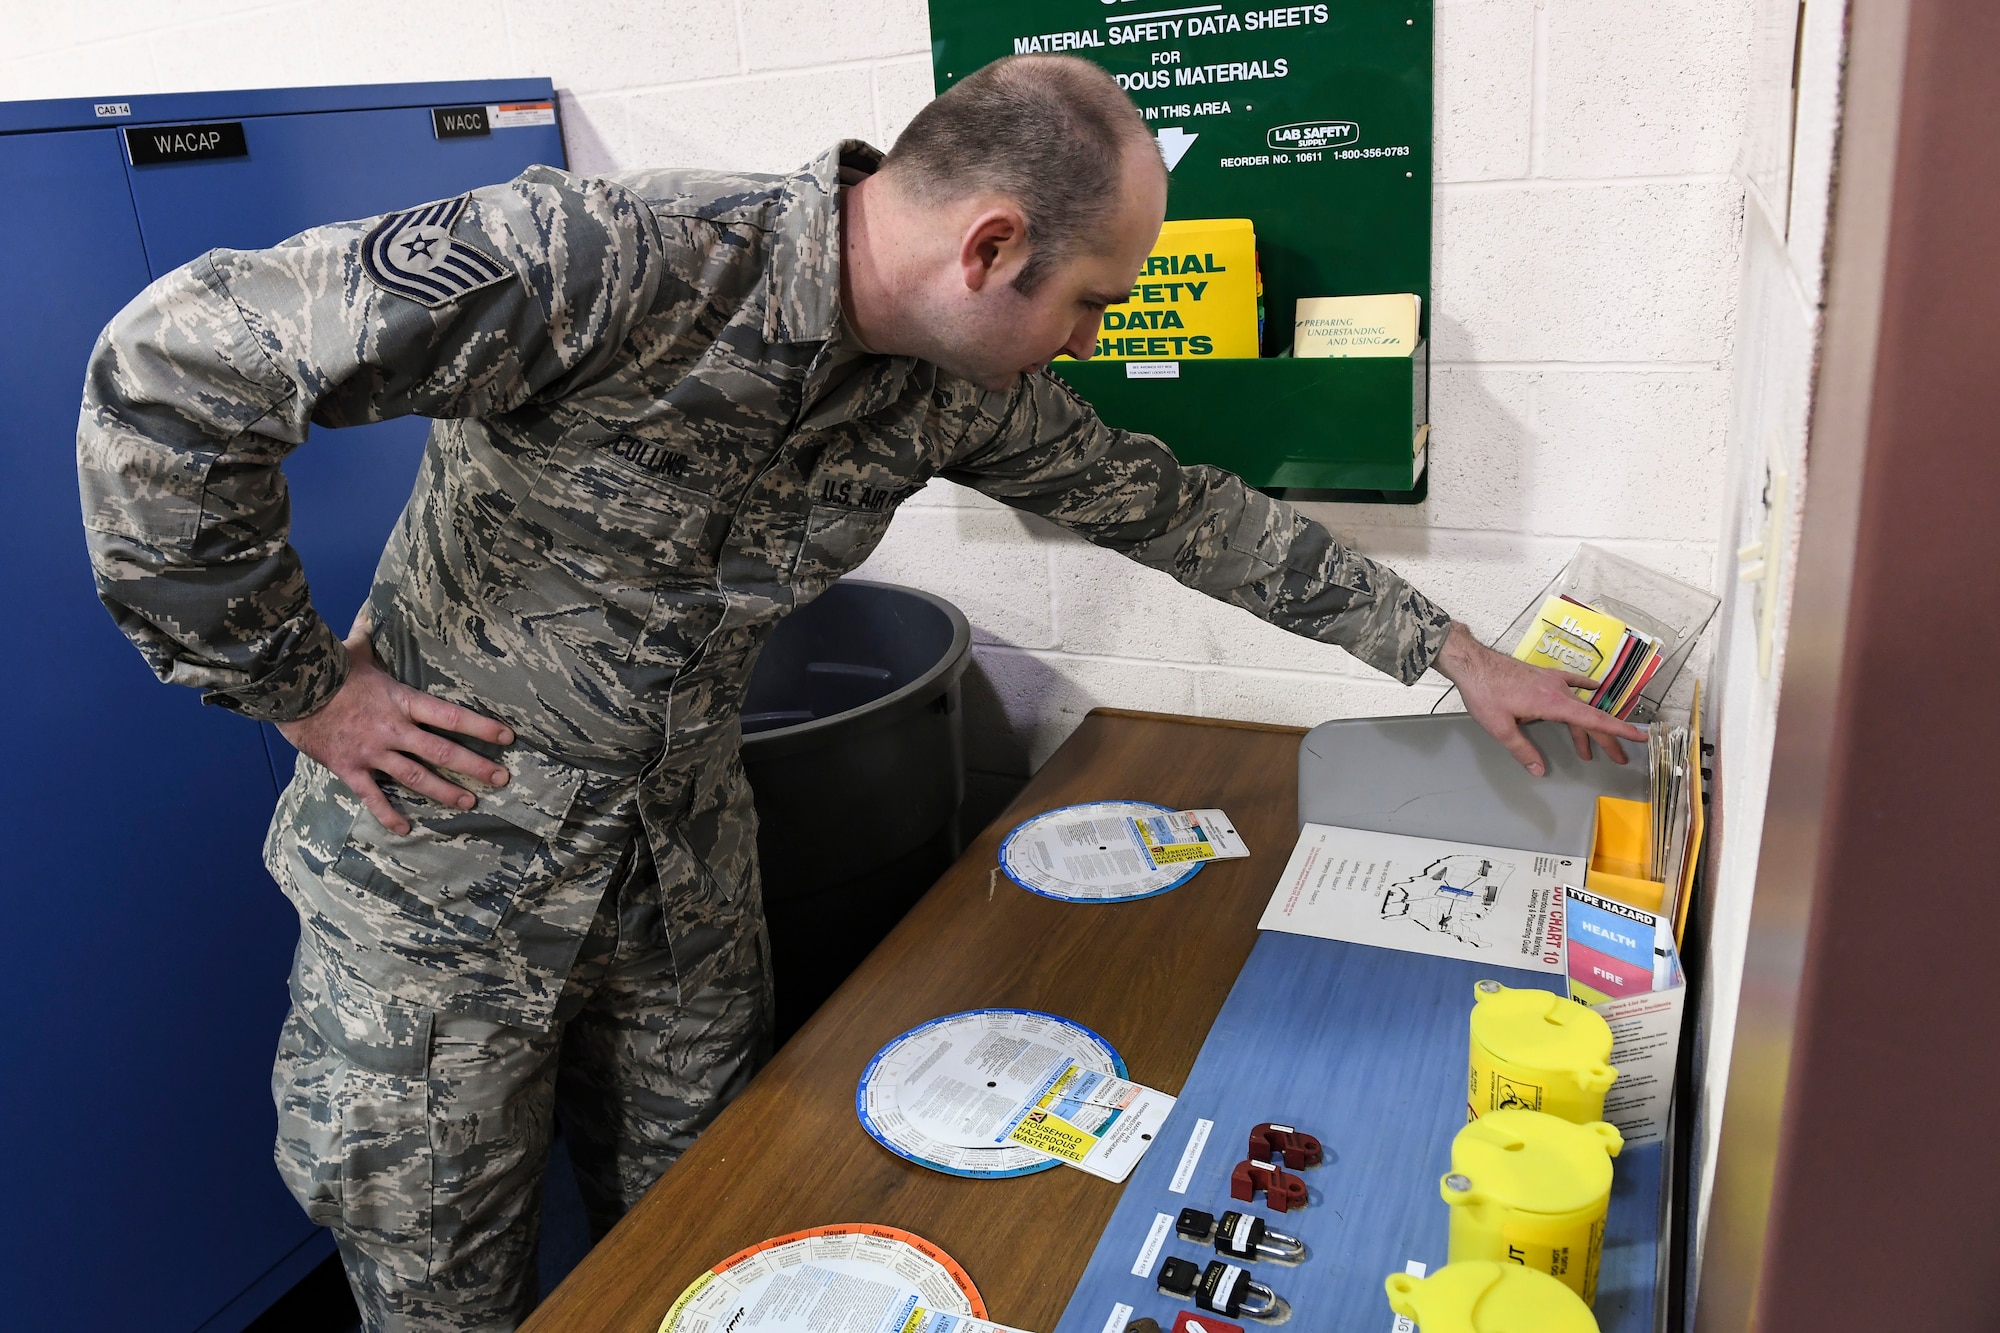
{"left": 523, "top": 709, "right": 1309, "bottom": 1333}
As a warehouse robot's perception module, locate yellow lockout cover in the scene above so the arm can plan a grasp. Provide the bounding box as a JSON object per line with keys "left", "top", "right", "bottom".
{"left": 1469, "top": 985, "right": 1617, "bottom": 1095}
{"left": 1385, "top": 1262, "right": 1600, "bottom": 1333}
{"left": 1090, "top": 218, "right": 1259, "bottom": 361}
{"left": 1446, "top": 1110, "right": 1623, "bottom": 1218}
{"left": 1443, "top": 1111, "right": 1625, "bottom": 1306}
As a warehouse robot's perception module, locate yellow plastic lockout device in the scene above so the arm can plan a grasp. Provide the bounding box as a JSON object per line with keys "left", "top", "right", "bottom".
{"left": 1090, "top": 218, "right": 1259, "bottom": 361}
{"left": 1384, "top": 1261, "right": 1600, "bottom": 1333}
{"left": 1467, "top": 981, "right": 1618, "bottom": 1124}
{"left": 1441, "top": 1109, "right": 1624, "bottom": 1305}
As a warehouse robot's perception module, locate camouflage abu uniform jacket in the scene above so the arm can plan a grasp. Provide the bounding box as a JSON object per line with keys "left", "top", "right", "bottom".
{"left": 77, "top": 141, "right": 1452, "bottom": 1030}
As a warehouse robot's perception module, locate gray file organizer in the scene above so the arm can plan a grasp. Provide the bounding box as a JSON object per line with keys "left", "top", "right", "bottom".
{"left": 1297, "top": 714, "right": 1650, "bottom": 853}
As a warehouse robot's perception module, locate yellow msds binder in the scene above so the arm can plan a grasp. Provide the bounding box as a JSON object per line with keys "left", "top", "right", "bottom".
{"left": 1091, "top": 218, "right": 1259, "bottom": 361}
{"left": 1294, "top": 292, "right": 1422, "bottom": 357}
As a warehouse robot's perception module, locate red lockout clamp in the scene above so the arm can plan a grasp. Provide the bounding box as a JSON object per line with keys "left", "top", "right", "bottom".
{"left": 1230, "top": 1157, "right": 1307, "bottom": 1212}
{"left": 1247, "top": 1122, "right": 1322, "bottom": 1170}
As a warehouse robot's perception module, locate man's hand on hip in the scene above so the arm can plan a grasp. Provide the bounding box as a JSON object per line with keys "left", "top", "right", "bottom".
{"left": 276, "top": 619, "right": 514, "bottom": 835}
{"left": 1432, "top": 620, "right": 1648, "bottom": 776}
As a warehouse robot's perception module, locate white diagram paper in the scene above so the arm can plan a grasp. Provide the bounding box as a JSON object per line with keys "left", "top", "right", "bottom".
{"left": 1259, "top": 824, "right": 1579, "bottom": 973}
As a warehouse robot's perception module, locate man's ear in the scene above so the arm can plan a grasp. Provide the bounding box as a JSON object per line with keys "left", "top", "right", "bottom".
{"left": 958, "top": 205, "right": 1029, "bottom": 293}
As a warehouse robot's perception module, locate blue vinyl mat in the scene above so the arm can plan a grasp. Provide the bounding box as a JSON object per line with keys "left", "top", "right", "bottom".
{"left": 1053, "top": 930, "right": 1664, "bottom": 1333}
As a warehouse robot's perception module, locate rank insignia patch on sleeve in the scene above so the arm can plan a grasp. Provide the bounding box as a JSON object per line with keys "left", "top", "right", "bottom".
{"left": 361, "top": 195, "right": 512, "bottom": 308}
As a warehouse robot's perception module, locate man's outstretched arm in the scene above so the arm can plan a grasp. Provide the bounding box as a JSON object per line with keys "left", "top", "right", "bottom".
{"left": 939, "top": 369, "right": 1644, "bottom": 772}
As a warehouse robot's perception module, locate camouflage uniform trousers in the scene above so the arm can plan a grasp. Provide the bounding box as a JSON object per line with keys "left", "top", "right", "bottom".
{"left": 272, "top": 831, "right": 773, "bottom": 1333}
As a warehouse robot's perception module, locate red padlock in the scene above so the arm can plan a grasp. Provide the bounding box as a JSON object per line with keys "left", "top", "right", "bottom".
{"left": 1229, "top": 1157, "right": 1307, "bottom": 1212}
{"left": 1247, "top": 1122, "right": 1322, "bottom": 1170}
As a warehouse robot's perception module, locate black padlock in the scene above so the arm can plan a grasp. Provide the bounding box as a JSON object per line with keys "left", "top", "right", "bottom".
{"left": 1174, "top": 1208, "right": 1305, "bottom": 1263}
{"left": 1157, "top": 1255, "right": 1282, "bottom": 1319}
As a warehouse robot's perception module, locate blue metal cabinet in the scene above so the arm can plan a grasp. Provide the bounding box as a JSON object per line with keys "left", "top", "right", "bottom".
{"left": 0, "top": 80, "right": 565, "bottom": 1332}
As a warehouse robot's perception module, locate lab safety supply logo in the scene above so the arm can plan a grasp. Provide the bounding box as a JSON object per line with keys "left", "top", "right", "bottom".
{"left": 1266, "top": 120, "right": 1359, "bottom": 152}
{"left": 361, "top": 195, "right": 512, "bottom": 308}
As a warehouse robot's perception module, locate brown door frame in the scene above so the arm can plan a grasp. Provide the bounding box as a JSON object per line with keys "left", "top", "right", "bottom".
{"left": 1696, "top": 0, "right": 2000, "bottom": 1325}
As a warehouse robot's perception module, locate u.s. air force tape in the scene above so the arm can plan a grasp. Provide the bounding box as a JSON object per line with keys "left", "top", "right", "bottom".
{"left": 361, "top": 195, "right": 511, "bottom": 308}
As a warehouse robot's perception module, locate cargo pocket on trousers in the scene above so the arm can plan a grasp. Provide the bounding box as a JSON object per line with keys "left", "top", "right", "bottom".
{"left": 272, "top": 952, "right": 436, "bottom": 1285}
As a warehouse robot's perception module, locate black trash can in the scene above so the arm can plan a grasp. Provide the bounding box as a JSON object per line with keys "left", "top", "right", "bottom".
{"left": 741, "top": 580, "right": 972, "bottom": 1042}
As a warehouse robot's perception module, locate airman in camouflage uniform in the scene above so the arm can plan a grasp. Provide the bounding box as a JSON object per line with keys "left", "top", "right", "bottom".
{"left": 77, "top": 132, "right": 1451, "bottom": 1328}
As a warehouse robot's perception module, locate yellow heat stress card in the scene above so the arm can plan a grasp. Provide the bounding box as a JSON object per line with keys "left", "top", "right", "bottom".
{"left": 1090, "top": 217, "right": 1260, "bottom": 360}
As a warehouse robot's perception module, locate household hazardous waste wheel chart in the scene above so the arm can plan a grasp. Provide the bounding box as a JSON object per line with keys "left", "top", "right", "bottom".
{"left": 857, "top": 1008, "right": 1129, "bottom": 1177}
{"left": 1000, "top": 801, "right": 1206, "bottom": 902}
{"left": 657, "top": 1224, "right": 984, "bottom": 1333}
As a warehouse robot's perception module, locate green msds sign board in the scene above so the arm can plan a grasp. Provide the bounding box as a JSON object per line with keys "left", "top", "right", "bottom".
{"left": 930, "top": 0, "right": 1434, "bottom": 498}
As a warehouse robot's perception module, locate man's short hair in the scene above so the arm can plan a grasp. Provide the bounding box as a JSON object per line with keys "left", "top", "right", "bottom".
{"left": 883, "top": 55, "right": 1159, "bottom": 294}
